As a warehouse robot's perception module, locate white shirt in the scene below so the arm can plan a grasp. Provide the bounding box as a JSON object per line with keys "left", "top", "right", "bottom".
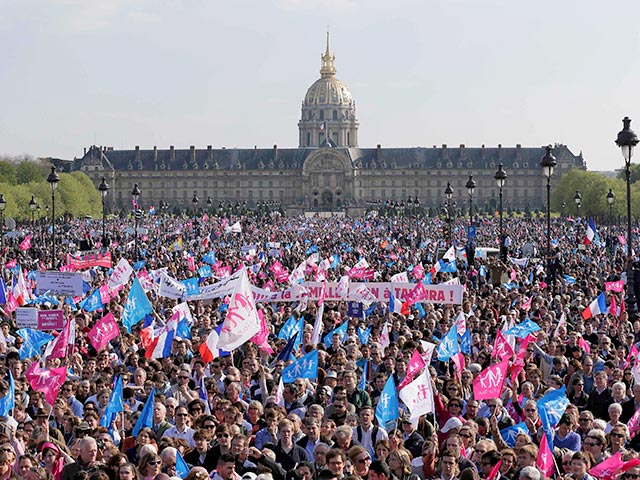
{"left": 162, "top": 425, "right": 196, "bottom": 447}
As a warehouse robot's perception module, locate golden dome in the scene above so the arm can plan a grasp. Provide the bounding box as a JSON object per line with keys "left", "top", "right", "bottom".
{"left": 303, "top": 32, "right": 353, "bottom": 107}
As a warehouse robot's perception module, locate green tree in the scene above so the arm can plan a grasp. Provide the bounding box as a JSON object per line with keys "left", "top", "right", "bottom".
{"left": 0, "top": 160, "right": 17, "bottom": 185}
{"left": 616, "top": 163, "right": 640, "bottom": 184}
{"left": 16, "top": 159, "right": 47, "bottom": 184}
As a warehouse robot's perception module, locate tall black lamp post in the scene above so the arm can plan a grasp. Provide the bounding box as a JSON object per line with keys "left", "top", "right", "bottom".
{"left": 192, "top": 192, "right": 199, "bottom": 214}
{"left": 29, "top": 195, "right": 37, "bottom": 227}
{"left": 465, "top": 175, "right": 476, "bottom": 226}
{"left": 444, "top": 182, "right": 454, "bottom": 244}
{"left": 206, "top": 196, "right": 213, "bottom": 213}
{"left": 46, "top": 166, "right": 60, "bottom": 268}
{"left": 574, "top": 191, "right": 582, "bottom": 217}
{"left": 540, "top": 145, "right": 557, "bottom": 274}
{"left": 0, "top": 194, "right": 5, "bottom": 251}
{"left": 132, "top": 183, "right": 141, "bottom": 261}
{"left": 494, "top": 163, "right": 507, "bottom": 261}
{"left": 607, "top": 188, "right": 615, "bottom": 224}
{"left": 98, "top": 177, "right": 109, "bottom": 247}
{"left": 616, "top": 116, "right": 640, "bottom": 318}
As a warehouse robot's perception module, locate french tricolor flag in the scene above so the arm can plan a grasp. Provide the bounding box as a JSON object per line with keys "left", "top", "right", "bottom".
{"left": 145, "top": 316, "right": 178, "bottom": 359}
{"left": 583, "top": 218, "right": 596, "bottom": 245}
{"left": 389, "top": 291, "right": 403, "bottom": 314}
{"left": 581, "top": 292, "right": 607, "bottom": 320}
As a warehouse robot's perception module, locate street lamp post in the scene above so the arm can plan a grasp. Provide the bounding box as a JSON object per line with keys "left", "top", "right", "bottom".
{"left": 465, "top": 175, "right": 476, "bottom": 226}
{"left": 574, "top": 191, "right": 582, "bottom": 218}
{"left": 0, "top": 194, "right": 5, "bottom": 252}
{"left": 132, "top": 183, "right": 141, "bottom": 261}
{"left": 206, "top": 196, "right": 213, "bottom": 213}
{"left": 46, "top": 166, "right": 60, "bottom": 268}
{"left": 540, "top": 145, "right": 557, "bottom": 278}
{"left": 444, "top": 182, "right": 454, "bottom": 245}
{"left": 29, "top": 195, "right": 37, "bottom": 227}
{"left": 494, "top": 164, "right": 507, "bottom": 261}
{"left": 98, "top": 177, "right": 109, "bottom": 247}
{"left": 616, "top": 116, "right": 640, "bottom": 318}
{"left": 607, "top": 188, "right": 615, "bottom": 224}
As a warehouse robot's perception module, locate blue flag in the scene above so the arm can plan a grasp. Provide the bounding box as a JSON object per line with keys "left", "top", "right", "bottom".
{"left": 273, "top": 332, "right": 298, "bottom": 364}
{"left": 16, "top": 329, "right": 54, "bottom": 360}
{"left": 198, "top": 265, "right": 213, "bottom": 279}
{"left": 323, "top": 322, "right": 349, "bottom": 348}
{"left": 132, "top": 388, "right": 156, "bottom": 437}
{"left": 278, "top": 315, "right": 301, "bottom": 340}
{"left": 436, "top": 326, "right": 460, "bottom": 361}
{"left": 503, "top": 318, "right": 541, "bottom": 338}
{"left": 176, "top": 319, "right": 192, "bottom": 340}
{"left": 357, "top": 326, "right": 371, "bottom": 345}
{"left": 459, "top": 329, "right": 471, "bottom": 355}
{"left": 99, "top": 376, "right": 123, "bottom": 428}
{"left": 30, "top": 292, "right": 59, "bottom": 306}
{"left": 181, "top": 278, "right": 200, "bottom": 296}
{"left": 198, "top": 377, "right": 211, "bottom": 415}
{"left": 537, "top": 386, "right": 569, "bottom": 434}
{"left": 133, "top": 260, "right": 146, "bottom": 271}
{"left": 375, "top": 375, "right": 399, "bottom": 427}
{"left": 79, "top": 288, "right": 104, "bottom": 312}
{"left": 305, "top": 245, "right": 318, "bottom": 255}
{"left": 415, "top": 303, "right": 426, "bottom": 318}
{"left": 364, "top": 303, "right": 377, "bottom": 317}
{"left": 282, "top": 350, "right": 319, "bottom": 383}
{"left": 0, "top": 372, "right": 15, "bottom": 417}
{"left": 0, "top": 278, "right": 6, "bottom": 304}
{"left": 563, "top": 274, "right": 577, "bottom": 284}
{"left": 499, "top": 422, "right": 530, "bottom": 448}
{"left": 202, "top": 251, "right": 217, "bottom": 265}
{"left": 122, "top": 278, "right": 153, "bottom": 332}
{"left": 389, "top": 291, "right": 403, "bottom": 314}
{"left": 331, "top": 254, "right": 340, "bottom": 269}
{"left": 175, "top": 449, "right": 190, "bottom": 478}
{"left": 439, "top": 260, "right": 457, "bottom": 273}
{"left": 360, "top": 361, "right": 368, "bottom": 391}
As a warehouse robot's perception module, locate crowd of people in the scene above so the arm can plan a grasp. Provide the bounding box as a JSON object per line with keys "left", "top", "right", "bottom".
{"left": 0, "top": 210, "right": 639, "bottom": 480}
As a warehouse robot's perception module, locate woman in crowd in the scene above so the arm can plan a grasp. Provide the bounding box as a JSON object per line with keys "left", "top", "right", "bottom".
{"left": 137, "top": 452, "right": 162, "bottom": 480}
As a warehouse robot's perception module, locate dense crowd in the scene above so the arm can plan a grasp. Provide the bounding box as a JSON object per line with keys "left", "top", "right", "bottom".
{"left": 0, "top": 211, "right": 639, "bottom": 480}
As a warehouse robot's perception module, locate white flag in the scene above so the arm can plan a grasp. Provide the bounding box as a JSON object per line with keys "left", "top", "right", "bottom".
{"left": 274, "top": 377, "right": 285, "bottom": 407}
{"left": 108, "top": 258, "right": 134, "bottom": 291}
{"left": 398, "top": 370, "right": 434, "bottom": 419}
{"left": 419, "top": 340, "right": 436, "bottom": 365}
{"left": 336, "top": 275, "right": 350, "bottom": 299}
{"left": 218, "top": 269, "right": 261, "bottom": 351}
{"left": 379, "top": 322, "right": 390, "bottom": 354}
{"left": 311, "top": 303, "right": 325, "bottom": 346}
{"left": 391, "top": 272, "right": 409, "bottom": 283}
{"left": 442, "top": 246, "right": 456, "bottom": 262}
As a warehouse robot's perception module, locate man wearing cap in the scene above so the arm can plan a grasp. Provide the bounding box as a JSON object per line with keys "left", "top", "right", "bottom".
{"left": 399, "top": 414, "right": 423, "bottom": 459}
{"left": 34, "top": 407, "right": 66, "bottom": 446}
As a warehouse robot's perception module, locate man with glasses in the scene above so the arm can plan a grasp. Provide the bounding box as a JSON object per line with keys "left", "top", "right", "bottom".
{"left": 162, "top": 406, "right": 196, "bottom": 447}
{"left": 325, "top": 449, "right": 346, "bottom": 480}
{"left": 169, "top": 369, "right": 197, "bottom": 407}
{"left": 61, "top": 382, "right": 84, "bottom": 417}
{"left": 576, "top": 412, "right": 593, "bottom": 441}
{"left": 483, "top": 398, "right": 514, "bottom": 430}
{"left": 480, "top": 450, "right": 502, "bottom": 480}
{"left": 349, "top": 446, "right": 371, "bottom": 478}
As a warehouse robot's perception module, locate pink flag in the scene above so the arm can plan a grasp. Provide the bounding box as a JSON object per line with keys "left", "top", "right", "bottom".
{"left": 521, "top": 296, "right": 533, "bottom": 311}
{"left": 623, "top": 344, "right": 639, "bottom": 370}
{"left": 451, "top": 352, "right": 465, "bottom": 379}
{"left": 487, "top": 460, "right": 502, "bottom": 480}
{"left": 472, "top": 358, "right": 509, "bottom": 400}
{"left": 628, "top": 407, "right": 640, "bottom": 439}
{"left": 44, "top": 317, "right": 72, "bottom": 359}
{"left": 19, "top": 235, "right": 31, "bottom": 251}
{"left": 492, "top": 330, "right": 514, "bottom": 359}
{"left": 413, "top": 264, "right": 424, "bottom": 280}
{"left": 5, "top": 292, "right": 18, "bottom": 313}
{"left": 606, "top": 280, "right": 625, "bottom": 292}
{"left": 398, "top": 350, "right": 426, "bottom": 390}
{"left": 25, "top": 362, "right": 67, "bottom": 405}
{"left": 510, "top": 269, "right": 517, "bottom": 281}
{"left": 88, "top": 313, "right": 120, "bottom": 352}
{"left": 99, "top": 285, "right": 111, "bottom": 304}
{"left": 619, "top": 235, "right": 627, "bottom": 245}
{"left": 187, "top": 254, "right": 196, "bottom": 272}
{"left": 4, "top": 259, "right": 16, "bottom": 269}
{"left": 610, "top": 294, "right": 618, "bottom": 316}
{"left": 539, "top": 281, "right": 547, "bottom": 290}
{"left": 588, "top": 452, "right": 626, "bottom": 480}
{"left": 578, "top": 337, "right": 591, "bottom": 355}
{"left": 250, "top": 310, "right": 274, "bottom": 354}
{"left": 536, "top": 433, "right": 555, "bottom": 478}
{"left": 404, "top": 282, "right": 428, "bottom": 305}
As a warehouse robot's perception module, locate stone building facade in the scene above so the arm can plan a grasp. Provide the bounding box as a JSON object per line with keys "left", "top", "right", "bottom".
{"left": 58, "top": 35, "right": 586, "bottom": 215}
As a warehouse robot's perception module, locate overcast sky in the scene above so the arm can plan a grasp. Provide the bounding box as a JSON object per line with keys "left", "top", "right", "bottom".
{"left": 2, "top": 0, "right": 640, "bottom": 172}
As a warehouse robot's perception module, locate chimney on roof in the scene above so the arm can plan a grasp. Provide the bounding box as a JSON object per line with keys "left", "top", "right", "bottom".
{"left": 459, "top": 144, "right": 465, "bottom": 159}
{"left": 273, "top": 144, "right": 278, "bottom": 162}
{"left": 153, "top": 146, "right": 158, "bottom": 163}
{"left": 442, "top": 144, "right": 447, "bottom": 148}
{"left": 190, "top": 145, "right": 196, "bottom": 164}
{"left": 460, "top": 144, "right": 465, "bottom": 148}
{"left": 135, "top": 145, "right": 140, "bottom": 163}
{"left": 169, "top": 145, "right": 175, "bottom": 162}
{"left": 208, "top": 145, "right": 212, "bottom": 161}
{"left": 84, "top": 147, "right": 86, "bottom": 155}
{"left": 516, "top": 144, "right": 521, "bottom": 148}
{"left": 376, "top": 144, "right": 381, "bottom": 162}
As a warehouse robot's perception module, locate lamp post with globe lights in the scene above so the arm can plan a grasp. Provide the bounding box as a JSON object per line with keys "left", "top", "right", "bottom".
{"left": 46, "top": 166, "right": 60, "bottom": 268}
{"left": 465, "top": 175, "right": 476, "bottom": 227}
{"left": 98, "top": 177, "right": 109, "bottom": 247}
{"left": 444, "top": 182, "right": 454, "bottom": 245}
{"left": 574, "top": 191, "right": 582, "bottom": 218}
{"left": 29, "top": 195, "right": 37, "bottom": 227}
{"left": 607, "top": 188, "right": 615, "bottom": 224}
{"left": 540, "top": 145, "right": 557, "bottom": 276}
{"left": 131, "top": 183, "right": 141, "bottom": 261}
{"left": 616, "top": 116, "right": 640, "bottom": 318}
{"left": 494, "top": 164, "right": 507, "bottom": 261}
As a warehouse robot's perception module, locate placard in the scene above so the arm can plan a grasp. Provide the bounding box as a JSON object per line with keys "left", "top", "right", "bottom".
{"left": 38, "top": 310, "right": 64, "bottom": 330}
{"left": 36, "top": 271, "right": 83, "bottom": 296}
{"left": 16, "top": 308, "right": 38, "bottom": 329}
